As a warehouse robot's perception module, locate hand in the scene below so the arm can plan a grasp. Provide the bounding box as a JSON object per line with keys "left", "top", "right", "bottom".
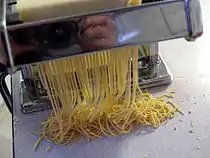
{"left": 80, "top": 14, "right": 118, "bottom": 51}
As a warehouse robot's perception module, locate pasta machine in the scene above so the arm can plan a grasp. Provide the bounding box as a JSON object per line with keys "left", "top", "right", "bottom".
{"left": 0, "top": 0, "right": 203, "bottom": 157}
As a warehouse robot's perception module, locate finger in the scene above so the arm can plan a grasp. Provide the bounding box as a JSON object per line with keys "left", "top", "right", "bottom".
{"left": 85, "top": 27, "right": 117, "bottom": 47}
{"left": 81, "top": 35, "right": 117, "bottom": 51}
{"left": 83, "top": 26, "right": 108, "bottom": 40}
{"left": 83, "top": 25, "right": 116, "bottom": 41}
{"left": 81, "top": 15, "right": 114, "bottom": 31}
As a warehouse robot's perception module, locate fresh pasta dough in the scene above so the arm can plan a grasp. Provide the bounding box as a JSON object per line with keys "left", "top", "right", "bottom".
{"left": 17, "top": 0, "right": 127, "bottom": 21}
{"left": 31, "top": 0, "right": 181, "bottom": 148}
{"left": 33, "top": 46, "right": 181, "bottom": 146}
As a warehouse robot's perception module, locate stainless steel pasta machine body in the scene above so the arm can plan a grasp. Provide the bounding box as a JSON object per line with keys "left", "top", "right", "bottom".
{"left": 0, "top": 0, "right": 203, "bottom": 157}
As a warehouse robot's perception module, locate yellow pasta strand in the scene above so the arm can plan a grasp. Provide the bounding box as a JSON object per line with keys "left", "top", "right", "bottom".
{"left": 33, "top": 46, "right": 181, "bottom": 146}
{"left": 32, "top": 0, "right": 182, "bottom": 148}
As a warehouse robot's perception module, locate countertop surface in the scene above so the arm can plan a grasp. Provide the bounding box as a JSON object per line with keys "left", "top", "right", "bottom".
{"left": 0, "top": 0, "right": 210, "bottom": 158}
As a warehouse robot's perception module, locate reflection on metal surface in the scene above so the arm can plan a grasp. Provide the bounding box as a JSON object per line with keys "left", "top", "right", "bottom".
{"left": 0, "top": 0, "right": 203, "bottom": 68}
{"left": 189, "top": 0, "right": 203, "bottom": 38}
{"left": 6, "top": 0, "right": 192, "bottom": 67}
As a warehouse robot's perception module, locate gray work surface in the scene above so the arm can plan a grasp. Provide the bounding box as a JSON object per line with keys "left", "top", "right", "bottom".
{"left": 13, "top": 50, "right": 210, "bottom": 158}
{"left": 12, "top": 66, "right": 210, "bottom": 158}
{"left": 12, "top": 1, "right": 210, "bottom": 158}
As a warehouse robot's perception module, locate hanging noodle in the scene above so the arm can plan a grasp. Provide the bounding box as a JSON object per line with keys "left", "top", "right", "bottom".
{"left": 32, "top": 0, "right": 182, "bottom": 148}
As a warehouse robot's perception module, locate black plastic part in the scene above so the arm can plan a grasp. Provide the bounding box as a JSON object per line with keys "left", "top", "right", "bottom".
{"left": 142, "top": 0, "right": 165, "bottom": 3}
{"left": 0, "top": 63, "right": 12, "bottom": 113}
